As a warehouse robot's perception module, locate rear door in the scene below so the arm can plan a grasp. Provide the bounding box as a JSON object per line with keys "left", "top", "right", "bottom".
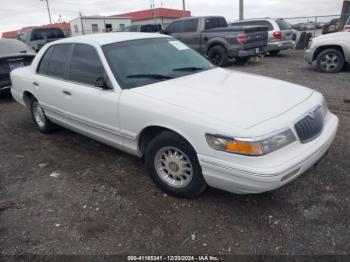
{"left": 34, "top": 43, "right": 73, "bottom": 120}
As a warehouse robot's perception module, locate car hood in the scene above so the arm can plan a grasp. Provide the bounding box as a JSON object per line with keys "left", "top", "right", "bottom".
{"left": 314, "top": 31, "right": 349, "bottom": 41}
{"left": 131, "top": 68, "right": 313, "bottom": 129}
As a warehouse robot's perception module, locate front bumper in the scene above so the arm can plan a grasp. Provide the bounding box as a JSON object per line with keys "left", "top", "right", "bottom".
{"left": 198, "top": 113, "right": 339, "bottom": 194}
{"left": 304, "top": 49, "right": 315, "bottom": 65}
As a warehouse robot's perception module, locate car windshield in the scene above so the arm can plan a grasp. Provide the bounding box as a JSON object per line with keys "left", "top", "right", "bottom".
{"left": 102, "top": 38, "right": 215, "bottom": 89}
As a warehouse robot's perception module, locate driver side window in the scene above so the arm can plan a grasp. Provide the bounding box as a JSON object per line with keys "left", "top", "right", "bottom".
{"left": 68, "top": 44, "right": 108, "bottom": 87}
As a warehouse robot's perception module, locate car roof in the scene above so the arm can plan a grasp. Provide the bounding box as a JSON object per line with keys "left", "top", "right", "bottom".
{"left": 53, "top": 32, "right": 170, "bottom": 46}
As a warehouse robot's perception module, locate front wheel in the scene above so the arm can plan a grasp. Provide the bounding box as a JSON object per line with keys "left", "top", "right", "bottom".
{"left": 30, "top": 98, "right": 56, "bottom": 133}
{"left": 316, "top": 49, "right": 344, "bottom": 73}
{"left": 145, "top": 131, "right": 207, "bottom": 198}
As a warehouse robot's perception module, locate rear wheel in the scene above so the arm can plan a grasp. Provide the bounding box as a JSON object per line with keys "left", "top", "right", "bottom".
{"left": 30, "top": 97, "right": 55, "bottom": 133}
{"left": 208, "top": 45, "right": 229, "bottom": 67}
{"left": 316, "top": 49, "right": 344, "bottom": 73}
{"left": 145, "top": 131, "right": 207, "bottom": 198}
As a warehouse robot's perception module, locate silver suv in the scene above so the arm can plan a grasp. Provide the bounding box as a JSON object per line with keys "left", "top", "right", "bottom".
{"left": 230, "top": 18, "right": 295, "bottom": 56}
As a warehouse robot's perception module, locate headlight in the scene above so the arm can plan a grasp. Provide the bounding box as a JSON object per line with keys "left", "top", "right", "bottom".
{"left": 321, "top": 98, "right": 328, "bottom": 118}
{"left": 206, "top": 129, "right": 296, "bottom": 156}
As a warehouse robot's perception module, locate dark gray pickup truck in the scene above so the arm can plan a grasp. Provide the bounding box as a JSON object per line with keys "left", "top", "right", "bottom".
{"left": 162, "top": 16, "right": 268, "bottom": 67}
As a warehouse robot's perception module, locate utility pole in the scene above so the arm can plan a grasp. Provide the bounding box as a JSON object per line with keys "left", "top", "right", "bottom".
{"left": 41, "top": 0, "right": 53, "bottom": 24}
{"left": 182, "top": 0, "right": 186, "bottom": 17}
{"left": 150, "top": 0, "right": 156, "bottom": 24}
{"left": 239, "top": 0, "right": 244, "bottom": 20}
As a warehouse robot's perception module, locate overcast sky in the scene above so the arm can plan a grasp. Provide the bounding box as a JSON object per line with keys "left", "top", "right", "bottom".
{"left": 0, "top": 0, "right": 345, "bottom": 34}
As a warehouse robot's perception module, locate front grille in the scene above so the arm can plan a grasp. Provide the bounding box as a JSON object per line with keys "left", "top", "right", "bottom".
{"left": 295, "top": 107, "right": 324, "bottom": 143}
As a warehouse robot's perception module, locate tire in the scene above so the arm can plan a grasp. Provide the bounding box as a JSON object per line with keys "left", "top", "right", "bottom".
{"left": 145, "top": 131, "right": 207, "bottom": 198}
{"left": 316, "top": 49, "right": 344, "bottom": 73}
{"left": 29, "top": 97, "right": 55, "bottom": 133}
{"left": 269, "top": 50, "right": 280, "bottom": 56}
{"left": 208, "top": 45, "right": 229, "bottom": 67}
{"left": 235, "top": 56, "right": 251, "bottom": 64}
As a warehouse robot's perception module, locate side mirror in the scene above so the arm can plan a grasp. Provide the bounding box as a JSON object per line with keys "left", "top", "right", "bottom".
{"left": 159, "top": 29, "right": 167, "bottom": 34}
{"left": 94, "top": 76, "right": 112, "bottom": 90}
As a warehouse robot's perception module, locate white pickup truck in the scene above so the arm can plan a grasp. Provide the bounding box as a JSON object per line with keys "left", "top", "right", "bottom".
{"left": 305, "top": 32, "right": 350, "bottom": 73}
{"left": 11, "top": 33, "right": 338, "bottom": 198}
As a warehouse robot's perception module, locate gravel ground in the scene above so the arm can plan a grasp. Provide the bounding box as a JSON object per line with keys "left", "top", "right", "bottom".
{"left": 0, "top": 50, "right": 349, "bottom": 256}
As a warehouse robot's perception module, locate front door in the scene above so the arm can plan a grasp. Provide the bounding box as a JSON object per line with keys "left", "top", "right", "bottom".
{"left": 62, "top": 43, "right": 122, "bottom": 147}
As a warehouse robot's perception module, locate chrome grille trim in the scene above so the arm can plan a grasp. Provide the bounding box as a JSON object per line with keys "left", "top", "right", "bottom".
{"left": 295, "top": 107, "right": 324, "bottom": 143}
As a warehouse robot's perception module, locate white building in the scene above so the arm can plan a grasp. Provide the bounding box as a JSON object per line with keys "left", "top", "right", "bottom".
{"left": 70, "top": 16, "right": 132, "bottom": 36}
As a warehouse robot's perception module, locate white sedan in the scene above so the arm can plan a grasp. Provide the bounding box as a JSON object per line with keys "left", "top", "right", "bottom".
{"left": 11, "top": 33, "right": 339, "bottom": 198}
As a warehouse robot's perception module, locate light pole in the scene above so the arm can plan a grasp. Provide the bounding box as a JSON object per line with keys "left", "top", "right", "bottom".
{"left": 182, "top": 0, "right": 186, "bottom": 17}
{"left": 41, "top": 0, "right": 53, "bottom": 24}
{"left": 239, "top": 0, "right": 244, "bottom": 20}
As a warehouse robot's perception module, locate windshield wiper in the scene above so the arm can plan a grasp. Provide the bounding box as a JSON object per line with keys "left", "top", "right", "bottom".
{"left": 126, "top": 74, "right": 173, "bottom": 80}
{"left": 172, "top": 67, "right": 205, "bottom": 72}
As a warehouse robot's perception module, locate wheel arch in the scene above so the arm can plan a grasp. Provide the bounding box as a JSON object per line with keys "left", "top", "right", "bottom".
{"left": 137, "top": 125, "right": 196, "bottom": 157}
{"left": 23, "top": 90, "right": 36, "bottom": 108}
{"left": 206, "top": 39, "right": 228, "bottom": 55}
{"left": 313, "top": 45, "right": 345, "bottom": 61}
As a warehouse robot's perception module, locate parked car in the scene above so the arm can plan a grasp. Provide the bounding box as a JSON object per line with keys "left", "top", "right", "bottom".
{"left": 162, "top": 16, "right": 268, "bottom": 66}
{"left": 0, "top": 39, "right": 35, "bottom": 94}
{"left": 344, "top": 17, "right": 350, "bottom": 32}
{"left": 21, "top": 27, "right": 66, "bottom": 52}
{"left": 322, "top": 19, "right": 343, "bottom": 35}
{"left": 120, "top": 24, "right": 162, "bottom": 33}
{"left": 230, "top": 18, "right": 295, "bottom": 56}
{"left": 305, "top": 32, "right": 350, "bottom": 73}
{"left": 292, "top": 22, "right": 314, "bottom": 31}
{"left": 11, "top": 33, "right": 338, "bottom": 198}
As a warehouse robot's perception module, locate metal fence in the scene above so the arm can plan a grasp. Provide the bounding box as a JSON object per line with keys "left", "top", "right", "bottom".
{"left": 281, "top": 14, "right": 350, "bottom": 38}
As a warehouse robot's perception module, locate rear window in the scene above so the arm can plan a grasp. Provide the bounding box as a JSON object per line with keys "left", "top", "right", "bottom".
{"left": 140, "top": 24, "right": 161, "bottom": 32}
{"left": 31, "top": 28, "right": 65, "bottom": 41}
{"left": 46, "top": 44, "right": 72, "bottom": 78}
{"left": 37, "top": 46, "right": 54, "bottom": 75}
{"left": 205, "top": 17, "right": 228, "bottom": 30}
{"left": 275, "top": 19, "right": 291, "bottom": 30}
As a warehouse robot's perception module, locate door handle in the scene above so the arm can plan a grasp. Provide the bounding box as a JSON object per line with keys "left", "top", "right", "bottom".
{"left": 33, "top": 81, "right": 39, "bottom": 86}
{"left": 62, "top": 90, "right": 72, "bottom": 96}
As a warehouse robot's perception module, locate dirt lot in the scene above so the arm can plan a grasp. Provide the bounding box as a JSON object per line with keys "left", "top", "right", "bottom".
{"left": 1, "top": 50, "right": 349, "bottom": 256}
